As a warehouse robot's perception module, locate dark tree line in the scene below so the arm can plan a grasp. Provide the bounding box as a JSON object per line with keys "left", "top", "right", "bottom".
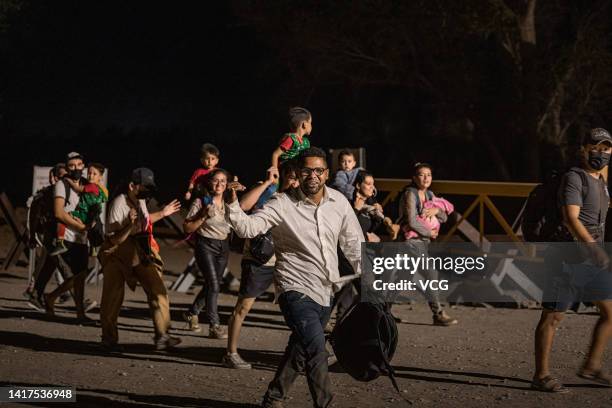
{"left": 234, "top": 0, "right": 612, "bottom": 181}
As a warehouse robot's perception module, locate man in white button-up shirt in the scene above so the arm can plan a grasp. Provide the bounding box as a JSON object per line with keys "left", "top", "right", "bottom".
{"left": 227, "top": 147, "right": 364, "bottom": 408}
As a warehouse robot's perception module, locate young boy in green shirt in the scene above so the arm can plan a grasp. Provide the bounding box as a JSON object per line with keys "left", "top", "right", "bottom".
{"left": 51, "top": 163, "right": 108, "bottom": 255}
{"left": 257, "top": 107, "right": 312, "bottom": 207}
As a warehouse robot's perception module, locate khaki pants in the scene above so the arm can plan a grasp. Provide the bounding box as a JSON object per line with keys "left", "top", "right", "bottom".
{"left": 100, "top": 244, "right": 170, "bottom": 344}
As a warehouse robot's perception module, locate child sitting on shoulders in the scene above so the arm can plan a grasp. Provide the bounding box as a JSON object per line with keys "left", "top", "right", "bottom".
{"left": 184, "top": 143, "right": 220, "bottom": 201}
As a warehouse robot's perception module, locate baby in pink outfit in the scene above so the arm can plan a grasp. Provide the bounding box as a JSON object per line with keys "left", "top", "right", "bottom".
{"left": 403, "top": 196, "right": 454, "bottom": 240}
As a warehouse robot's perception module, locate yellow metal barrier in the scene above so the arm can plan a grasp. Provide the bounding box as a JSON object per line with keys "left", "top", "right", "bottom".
{"left": 376, "top": 179, "right": 538, "bottom": 249}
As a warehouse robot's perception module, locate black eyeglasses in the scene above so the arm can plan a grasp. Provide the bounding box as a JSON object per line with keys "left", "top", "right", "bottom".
{"left": 300, "top": 167, "right": 327, "bottom": 177}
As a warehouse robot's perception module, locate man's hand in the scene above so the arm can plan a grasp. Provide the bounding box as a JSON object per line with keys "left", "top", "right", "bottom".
{"left": 366, "top": 232, "right": 381, "bottom": 243}
{"left": 228, "top": 178, "right": 246, "bottom": 194}
{"left": 589, "top": 244, "right": 610, "bottom": 269}
{"left": 227, "top": 179, "right": 244, "bottom": 203}
{"left": 129, "top": 208, "right": 138, "bottom": 224}
{"left": 162, "top": 199, "right": 181, "bottom": 218}
{"left": 266, "top": 167, "right": 279, "bottom": 184}
{"left": 72, "top": 218, "right": 88, "bottom": 233}
{"left": 184, "top": 191, "right": 192, "bottom": 201}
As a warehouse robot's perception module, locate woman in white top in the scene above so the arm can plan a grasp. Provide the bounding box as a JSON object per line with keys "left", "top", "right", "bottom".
{"left": 183, "top": 168, "right": 242, "bottom": 339}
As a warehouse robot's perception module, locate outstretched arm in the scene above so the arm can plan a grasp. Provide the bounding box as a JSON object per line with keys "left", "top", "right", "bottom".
{"left": 150, "top": 199, "right": 181, "bottom": 224}
{"left": 226, "top": 192, "right": 283, "bottom": 239}
{"left": 271, "top": 147, "right": 283, "bottom": 170}
{"left": 239, "top": 167, "right": 279, "bottom": 211}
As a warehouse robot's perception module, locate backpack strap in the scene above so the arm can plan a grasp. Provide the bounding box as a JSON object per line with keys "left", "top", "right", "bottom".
{"left": 61, "top": 178, "right": 72, "bottom": 207}
{"left": 376, "top": 306, "right": 408, "bottom": 403}
{"left": 568, "top": 167, "right": 590, "bottom": 201}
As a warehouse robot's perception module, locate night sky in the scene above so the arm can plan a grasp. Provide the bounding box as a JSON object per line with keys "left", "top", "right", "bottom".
{"left": 2, "top": 3, "right": 289, "bottom": 202}
{"left": 1, "top": 2, "right": 610, "bottom": 206}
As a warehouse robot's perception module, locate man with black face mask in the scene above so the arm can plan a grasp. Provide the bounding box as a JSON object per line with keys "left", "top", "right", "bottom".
{"left": 533, "top": 128, "right": 612, "bottom": 392}
{"left": 99, "top": 167, "right": 182, "bottom": 351}
{"left": 42, "top": 152, "right": 93, "bottom": 323}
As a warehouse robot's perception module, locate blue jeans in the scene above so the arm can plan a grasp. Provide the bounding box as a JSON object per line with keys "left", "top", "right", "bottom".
{"left": 263, "top": 291, "right": 333, "bottom": 408}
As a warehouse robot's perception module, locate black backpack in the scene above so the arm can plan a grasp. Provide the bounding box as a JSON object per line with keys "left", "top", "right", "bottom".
{"left": 88, "top": 213, "right": 105, "bottom": 248}
{"left": 26, "top": 180, "right": 71, "bottom": 249}
{"left": 330, "top": 302, "right": 401, "bottom": 392}
{"left": 249, "top": 230, "right": 275, "bottom": 265}
{"left": 521, "top": 167, "right": 588, "bottom": 242}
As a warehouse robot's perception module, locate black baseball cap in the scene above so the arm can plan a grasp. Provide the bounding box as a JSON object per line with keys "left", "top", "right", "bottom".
{"left": 66, "top": 151, "right": 84, "bottom": 163}
{"left": 131, "top": 167, "right": 157, "bottom": 190}
{"left": 583, "top": 128, "right": 612, "bottom": 146}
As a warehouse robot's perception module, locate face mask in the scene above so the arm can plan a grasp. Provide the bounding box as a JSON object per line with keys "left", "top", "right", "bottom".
{"left": 68, "top": 169, "right": 83, "bottom": 180}
{"left": 588, "top": 151, "right": 611, "bottom": 170}
{"left": 136, "top": 189, "right": 154, "bottom": 200}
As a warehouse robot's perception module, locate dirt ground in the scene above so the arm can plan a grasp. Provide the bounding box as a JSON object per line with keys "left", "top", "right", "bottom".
{"left": 1, "top": 225, "right": 612, "bottom": 407}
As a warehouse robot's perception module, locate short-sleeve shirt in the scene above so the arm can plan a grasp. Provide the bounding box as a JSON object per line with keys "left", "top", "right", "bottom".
{"left": 559, "top": 168, "right": 609, "bottom": 238}
{"left": 189, "top": 167, "right": 213, "bottom": 187}
{"left": 106, "top": 194, "right": 150, "bottom": 237}
{"left": 54, "top": 181, "right": 87, "bottom": 245}
{"left": 278, "top": 133, "right": 310, "bottom": 162}
{"left": 187, "top": 198, "right": 232, "bottom": 240}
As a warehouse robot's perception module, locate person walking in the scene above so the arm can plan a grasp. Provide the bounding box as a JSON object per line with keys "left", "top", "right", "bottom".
{"left": 99, "top": 168, "right": 182, "bottom": 351}
{"left": 227, "top": 147, "right": 364, "bottom": 408}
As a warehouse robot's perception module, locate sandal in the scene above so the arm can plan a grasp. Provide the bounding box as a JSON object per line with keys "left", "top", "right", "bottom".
{"left": 577, "top": 369, "right": 612, "bottom": 387}
{"left": 531, "top": 375, "right": 570, "bottom": 393}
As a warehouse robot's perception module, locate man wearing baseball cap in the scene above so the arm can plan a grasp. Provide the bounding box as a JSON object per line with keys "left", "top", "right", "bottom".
{"left": 533, "top": 128, "right": 612, "bottom": 392}
{"left": 99, "top": 167, "right": 182, "bottom": 351}
{"left": 41, "top": 151, "right": 92, "bottom": 322}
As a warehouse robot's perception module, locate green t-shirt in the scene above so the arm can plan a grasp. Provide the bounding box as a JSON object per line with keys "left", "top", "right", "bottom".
{"left": 279, "top": 133, "right": 310, "bottom": 162}
{"left": 71, "top": 183, "right": 108, "bottom": 224}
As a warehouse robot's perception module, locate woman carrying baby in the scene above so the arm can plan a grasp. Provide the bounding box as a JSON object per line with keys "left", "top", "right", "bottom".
{"left": 399, "top": 163, "right": 458, "bottom": 326}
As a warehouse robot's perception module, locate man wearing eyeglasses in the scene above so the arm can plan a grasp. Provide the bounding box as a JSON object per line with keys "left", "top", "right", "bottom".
{"left": 227, "top": 147, "right": 364, "bottom": 408}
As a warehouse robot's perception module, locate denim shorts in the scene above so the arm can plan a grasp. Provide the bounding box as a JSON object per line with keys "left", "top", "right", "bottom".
{"left": 239, "top": 260, "right": 275, "bottom": 298}
{"left": 542, "top": 261, "right": 612, "bottom": 311}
